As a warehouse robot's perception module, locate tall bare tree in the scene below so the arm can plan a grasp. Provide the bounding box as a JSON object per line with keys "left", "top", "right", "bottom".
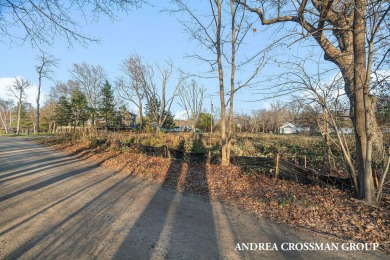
{"left": 117, "top": 54, "right": 147, "bottom": 130}
{"left": 142, "top": 61, "right": 181, "bottom": 132}
{"left": 8, "top": 77, "right": 31, "bottom": 134}
{"left": 237, "top": 0, "right": 389, "bottom": 205}
{"left": 35, "top": 53, "right": 58, "bottom": 134}
{"left": 171, "top": 0, "right": 266, "bottom": 165}
{"left": 178, "top": 79, "right": 206, "bottom": 132}
{"left": 71, "top": 62, "right": 107, "bottom": 125}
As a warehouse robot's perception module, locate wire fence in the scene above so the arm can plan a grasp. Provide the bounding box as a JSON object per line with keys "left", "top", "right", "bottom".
{"left": 117, "top": 140, "right": 354, "bottom": 191}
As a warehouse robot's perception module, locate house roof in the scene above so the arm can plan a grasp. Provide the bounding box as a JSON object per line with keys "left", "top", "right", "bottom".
{"left": 280, "top": 122, "right": 296, "bottom": 129}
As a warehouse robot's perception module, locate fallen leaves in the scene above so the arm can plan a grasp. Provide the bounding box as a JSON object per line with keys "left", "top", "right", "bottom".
{"left": 34, "top": 136, "right": 390, "bottom": 254}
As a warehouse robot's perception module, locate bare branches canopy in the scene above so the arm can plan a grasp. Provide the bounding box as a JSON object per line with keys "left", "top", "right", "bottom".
{"left": 0, "top": 0, "right": 146, "bottom": 48}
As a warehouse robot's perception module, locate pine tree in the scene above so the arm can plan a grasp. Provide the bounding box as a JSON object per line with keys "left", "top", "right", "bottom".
{"left": 145, "top": 97, "right": 175, "bottom": 130}
{"left": 195, "top": 113, "right": 212, "bottom": 132}
{"left": 99, "top": 80, "right": 116, "bottom": 128}
{"left": 162, "top": 111, "right": 175, "bottom": 129}
{"left": 54, "top": 96, "right": 72, "bottom": 131}
{"left": 70, "top": 88, "right": 89, "bottom": 128}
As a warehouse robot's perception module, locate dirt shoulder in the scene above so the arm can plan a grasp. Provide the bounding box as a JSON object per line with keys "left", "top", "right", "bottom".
{"left": 0, "top": 136, "right": 388, "bottom": 259}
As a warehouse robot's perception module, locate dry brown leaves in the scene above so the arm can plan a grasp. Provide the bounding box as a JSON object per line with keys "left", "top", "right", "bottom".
{"left": 35, "top": 138, "right": 390, "bottom": 254}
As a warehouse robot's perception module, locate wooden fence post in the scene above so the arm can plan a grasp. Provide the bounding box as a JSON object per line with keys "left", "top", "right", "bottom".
{"left": 275, "top": 152, "right": 280, "bottom": 179}
{"left": 166, "top": 145, "right": 171, "bottom": 159}
{"left": 304, "top": 155, "right": 307, "bottom": 168}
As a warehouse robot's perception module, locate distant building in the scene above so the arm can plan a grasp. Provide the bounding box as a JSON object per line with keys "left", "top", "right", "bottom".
{"left": 120, "top": 111, "right": 137, "bottom": 127}
{"left": 279, "top": 122, "right": 295, "bottom": 134}
{"left": 279, "top": 122, "right": 310, "bottom": 134}
{"left": 169, "top": 125, "right": 191, "bottom": 132}
{"left": 329, "top": 127, "right": 353, "bottom": 135}
{"left": 339, "top": 128, "right": 353, "bottom": 135}
{"left": 328, "top": 127, "right": 353, "bottom": 135}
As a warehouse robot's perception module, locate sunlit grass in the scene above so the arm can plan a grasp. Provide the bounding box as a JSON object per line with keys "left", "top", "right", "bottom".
{"left": 0, "top": 133, "right": 58, "bottom": 137}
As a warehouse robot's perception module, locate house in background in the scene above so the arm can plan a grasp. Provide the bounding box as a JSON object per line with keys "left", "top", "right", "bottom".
{"left": 279, "top": 122, "right": 295, "bottom": 134}
{"left": 279, "top": 122, "right": 310, "bottom": 134}
{"left": 120, "top": 111, "right": 137, "bottom": 127}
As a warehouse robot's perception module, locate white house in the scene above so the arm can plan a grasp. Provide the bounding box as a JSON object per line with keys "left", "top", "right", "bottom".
{"left": 279, "top": 122, "right": 296, "bottom": 134}
{"left": 279, "top": 122, "right": 310, "bottom": 134}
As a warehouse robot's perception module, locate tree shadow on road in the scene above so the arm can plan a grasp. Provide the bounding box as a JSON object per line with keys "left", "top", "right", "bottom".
{"left": 113, "top": 136, "right": 220, "bottom": 259}
{"left": 0, "top": 151, "right": 120, "bottom": 203}
{"left": 3, "top": 138, "right": 385, "bottom": 259}
{"left": 2, "top": 174, "right": 147, "bottom": 259}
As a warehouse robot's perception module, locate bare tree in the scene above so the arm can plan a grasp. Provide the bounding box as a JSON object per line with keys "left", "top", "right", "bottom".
{"left": 40, "top": 100, "right": 57, "bottom": 133}
{"left": 250, "top": 109, "right": 273, "bottom": 133}
{"left": 237, "top": 0, "right": 390, "bottom": 205}
{"left": 280, "top": 57, "right": 359, "bottom": 190}
{"left": 117, "top": 54, "right": 147, "bottom": 130}
{"left": 178, "top": 79, "right": 205, "bottom": 132}
{"left": 171, "top": 0, "right": 266, "bottom": 165}
{"left": 48, "top": 80, "right": 79, "bottom": 102}
{"left": 0, "top": 99, "right": 14, "bottom": 134}
{"left": 142, "top": 61, "right": 181, "bottom": 132}
{"left": 8, "top": 77, "right": 31, "bottom": 134}
{"left": 0, "top": 0, "right": 145, "bottom": 48}
{"left": 71, "top": 62, "right": 107, "bottom": 125}
{"left": 233, "top": 113, "right": 251, "bottom": 132}
{"left": 269, "top": 101, "right": 292, "bottom": 132}
{"left": 35, "top": 52, "right": 58, "bottom": 134}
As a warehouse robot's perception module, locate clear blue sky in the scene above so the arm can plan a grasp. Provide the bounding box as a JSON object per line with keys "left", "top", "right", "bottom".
{"left": 0, "top": 1, "right": 331, "bottom": 117}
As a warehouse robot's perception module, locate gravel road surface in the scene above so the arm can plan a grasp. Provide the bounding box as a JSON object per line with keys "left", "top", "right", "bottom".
{"left": 0, "top": 136, "right": 386, "bottom": 259}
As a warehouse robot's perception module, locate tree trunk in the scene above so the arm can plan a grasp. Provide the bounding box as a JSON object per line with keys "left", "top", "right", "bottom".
{"left": 139, "top": 101, "right": 143, "bottom": 131}
{"left": 17, "top": 96, "right": 22, "bottom": 134}
{"left": 226, "top": 0, "right": 236, "bottom": 165}
{"left": 36, "top": 74, "right": 42, "bottom": 135}
{"left": 155, "top": 125, "right": 161, "bottom": 133}
{"left": 323, "top": 108, "right": 332, "bottom": 170}
{"left": 215, "top": 1, "right": 228, "bottom": 166}
{"left": 353, "top": 0, "right": 377, "bottom": 205}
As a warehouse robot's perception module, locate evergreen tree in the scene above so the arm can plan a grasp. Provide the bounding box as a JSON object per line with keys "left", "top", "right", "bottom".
{"left": 162, "top": 111, "right": 175, "bottom": 129}
{"left": 144, "top": 96, "right": 159, "bottom": 119}
{"left": 70, "top": 88, "right": 89, "bottom": 128}
{"left": 99, "top": 80, "right": 116, "bottom": 127}
{"left": 145, "top": 97, "right": 175, "bottom": 130}
{"left": 196, "top": 113, "right": 213, "bottom": 132}
{"left": 54, "top": 96, "right": 72, "bottom": 130}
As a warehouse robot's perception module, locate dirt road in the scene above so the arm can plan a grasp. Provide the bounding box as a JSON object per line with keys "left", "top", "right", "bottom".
{"left": 0, "top": 136, "right": 386, "bottom": 259}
